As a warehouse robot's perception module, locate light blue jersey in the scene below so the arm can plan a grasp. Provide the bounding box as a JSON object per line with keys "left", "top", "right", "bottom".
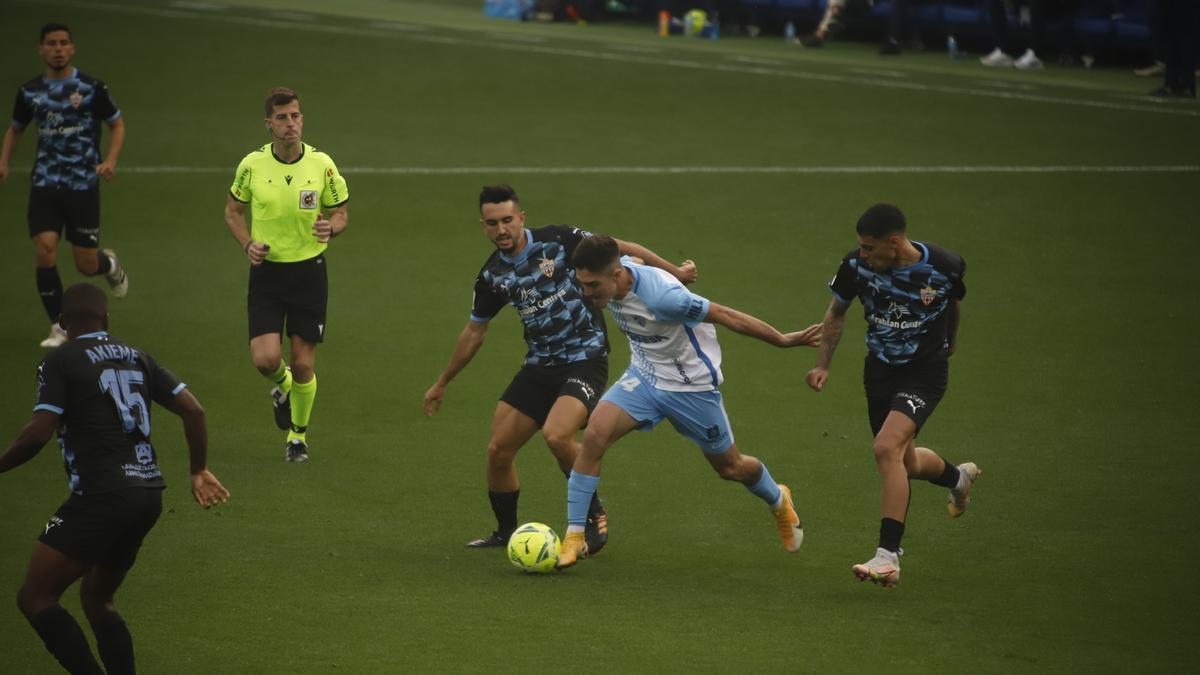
{"left": 601, "top": 257, "right": 733, "bottom": 453}
{"left": 607, "top": 257, "right": 722, "bottom": 392}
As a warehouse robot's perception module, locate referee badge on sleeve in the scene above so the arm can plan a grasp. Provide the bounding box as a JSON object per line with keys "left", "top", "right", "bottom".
{"left": 299, "top": 190, "right": 318, "bottom": 210}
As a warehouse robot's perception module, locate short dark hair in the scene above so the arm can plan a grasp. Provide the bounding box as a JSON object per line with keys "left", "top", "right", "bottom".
{"left": 571, "top": 235, "right": 620, "bottom": 273}
{"left": 40, "top": 23, "right": 71, "bottom": 43}
{"left": 856, "top": 203, "right": 907, "bottom": 238}
{"left": 61, "top": 283, "right": 107, "bottom": 325}
{"left": 264, "top": 87, "right": 299, "bottom": 117}
{"left": 479, "top": 184, "right": 519, "bottom": 209}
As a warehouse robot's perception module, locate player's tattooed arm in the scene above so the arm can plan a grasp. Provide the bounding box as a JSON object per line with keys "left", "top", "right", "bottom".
{"left": 0, "top": 411, "right": 57, "bottom": 473}
{"left": 805, "top": 298, "right": 849, "bottom": 392}
{"left": 614, "top": 238, "right": 697, "bottom": 285}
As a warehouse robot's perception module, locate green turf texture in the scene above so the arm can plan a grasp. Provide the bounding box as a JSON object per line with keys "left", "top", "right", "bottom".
{"left": 1, "top": 1, "right": 1197, "bottom": 672}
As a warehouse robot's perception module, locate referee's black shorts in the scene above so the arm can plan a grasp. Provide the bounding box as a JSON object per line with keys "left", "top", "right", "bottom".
{"left": 27, "top": 186, "right": 102, "bottom": 248}
{"left": 863, "top": 353, "right": 949, "bottom": 437}
{"left": 501, "top": 358, "right": 608, "bottom": 428}
{"left": 247, "top": 254, "right": 328, "bottom": 343}
{"left": 38, "top": 487, "right": 164, "bottom": 572}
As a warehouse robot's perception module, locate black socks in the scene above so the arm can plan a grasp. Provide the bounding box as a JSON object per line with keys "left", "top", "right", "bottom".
{"left": 488, "top": 489, "right": 519, "bottom": 535}
{"left": 36, "top": 266, "right": 63, "bottom": 323}
{"left": 91, "top": 610, "right": 135, "bottom": 675}
{"left": 29, "top": 605, "right": 103, "bottom": 675}
{"left": 932, "top": 460, "right": 961, "bottom": 489}
{"left": 879, "top": 517, "right": 905, "bottom": 553}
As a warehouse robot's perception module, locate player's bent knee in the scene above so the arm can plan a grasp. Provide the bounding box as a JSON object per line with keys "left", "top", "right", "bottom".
{"left": 714, "top": 462, "right": 742, "bottom": 482}
{"left": 486, "top": 443, "right": 518, "bottom": 467}
{"left": 543, "top": 432, "right": 575, "bottom": 457}
{"left": 872, "top": 440, "right": 904, "bottom": 463}
{"left": 16, "top": 584, "right": 49, "bottom": 619}
{"left": 251, "top": 354, "right": 281, "bottom": 374}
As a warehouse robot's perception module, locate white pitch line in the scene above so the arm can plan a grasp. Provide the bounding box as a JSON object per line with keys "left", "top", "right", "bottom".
{"left": 848, "top": 67, "right": 909, "bottom": 78}
{"left": 483, "top": 32, "right": 548, "bottom": 43}
{"left": 23, "top": 0, "right": 1200, "bottom": 118}
{"left": 45, "top": 165, "right": 1200, "bottom": 175}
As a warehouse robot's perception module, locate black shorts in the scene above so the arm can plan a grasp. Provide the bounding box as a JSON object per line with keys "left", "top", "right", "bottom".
{"left": 863, "top": 354, "right": 949, "bottom": 437}
{"left": 27, "top": 186, "right": 101, "bottom": 248}
{"left": 500, "top": 358, "right": 608, "bottom": 427}
{"left": 248, "top": 254, "right": 328, "bottom": 343}
{"left": 38, "top": 487, "right": 164, "bottom": 571}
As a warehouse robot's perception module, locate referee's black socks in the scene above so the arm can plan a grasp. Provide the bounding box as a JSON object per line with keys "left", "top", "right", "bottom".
{"left": 29, "top": 605, "right": 104, "bottom": 674}
{"left": 36, "top": 266, "right": 63, "bottom": 324}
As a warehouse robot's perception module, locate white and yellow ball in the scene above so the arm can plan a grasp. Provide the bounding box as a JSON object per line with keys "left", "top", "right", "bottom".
{"left": 507, "top": 522, "right": 561, "bottom": 574}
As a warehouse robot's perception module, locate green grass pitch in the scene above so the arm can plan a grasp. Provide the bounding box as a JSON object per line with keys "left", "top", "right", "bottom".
{"left": 0, "top": 0, "right": 1197, "bottom": 671}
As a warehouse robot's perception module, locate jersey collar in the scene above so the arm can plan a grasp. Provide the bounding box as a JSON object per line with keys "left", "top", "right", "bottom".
{"left": 43, "top": 67, "right": 79, "bottom": 84}
{"left": 498, "top": 229, "right": 534, "bottom": 264}
{"left": 894, "top": 241, "right": 929, "bottom": 272}
{"left": 75, "top": 330, "right": 108, "bottom": 340}
{"left": 271, "top": 143, "right": 306, "bottom": 165}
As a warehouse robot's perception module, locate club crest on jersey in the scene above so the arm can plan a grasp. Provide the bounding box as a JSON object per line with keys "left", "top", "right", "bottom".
{"left": 920, "top": 285, "right": 937, "bottom": 306}
{"left": 299, "top": 190, "right": 318, "bottom": 210}
{"left": 68, "top": 91, "right": 83, "bottom": 108}
{"left": 539, "top": 257, "right": 555, "bottom": 278}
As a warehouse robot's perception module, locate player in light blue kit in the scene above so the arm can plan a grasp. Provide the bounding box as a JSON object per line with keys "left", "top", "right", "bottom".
{"left": 556, "top": 235, "right": 822, "bottom": 568}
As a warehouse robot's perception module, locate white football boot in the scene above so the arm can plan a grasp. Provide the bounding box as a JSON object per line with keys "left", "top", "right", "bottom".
{"left": 979, "top": 48, "right": 1014, "bottom": 68}
{"left": 947, "top": 462, "right": 982, "bottom": 518}
{"left": 40, "top": 323, "right": 68, "bottom": 348}
{"left": 853, "top": 547, "right": 900, "bottom": 588}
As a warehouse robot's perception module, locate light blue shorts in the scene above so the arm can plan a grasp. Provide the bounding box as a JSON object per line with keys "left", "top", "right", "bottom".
{"left": 601, "top": 368, "right": 735, "bottom": 454}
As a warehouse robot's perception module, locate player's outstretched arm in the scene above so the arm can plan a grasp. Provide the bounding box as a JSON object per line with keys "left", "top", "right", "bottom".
{"left": 704, "top": 302, "right": 818, "bottom": 348}
{"left": 424, "top": 320, "right": 490, "bottom": 416}
{"left": 806, "top": 298, "right": 849, "bottom": 392}
{"left": 614, "top": 239, "right": 697, "bottom": 285}
{"left": 163, "top": 389, "right": 229, "bottom": 509}
{"left": 0, "top": 411, "right": 57, "bottom": 474}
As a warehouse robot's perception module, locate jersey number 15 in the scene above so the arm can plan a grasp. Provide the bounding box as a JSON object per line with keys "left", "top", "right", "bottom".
{"left": 99, "top": 368, "right": 150, "bottom": 437}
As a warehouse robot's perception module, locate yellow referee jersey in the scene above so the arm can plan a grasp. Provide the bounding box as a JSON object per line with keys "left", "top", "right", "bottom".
{"left": 229, "top": 143, "right": 349, "bottom": 263}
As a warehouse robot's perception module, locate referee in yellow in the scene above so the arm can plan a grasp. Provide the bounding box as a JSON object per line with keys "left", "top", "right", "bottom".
{"left": 223, "top": 87, "right": 349, "bottom": 462}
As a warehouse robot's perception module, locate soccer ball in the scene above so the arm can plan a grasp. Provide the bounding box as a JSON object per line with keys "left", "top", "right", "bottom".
{"left": 507, "top": 522, "right": 561, "bottom": 574}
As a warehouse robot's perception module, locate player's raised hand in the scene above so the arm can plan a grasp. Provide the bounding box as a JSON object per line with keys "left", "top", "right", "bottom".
{"left": 96, "top": 160, "right": 117, "bottom": 182}
{"left": 676, "top": 259, "right": 698, "bottom": 285}
{"left": 782, "top": 323, "right": 822, "bottom": 348}
{"left": 805, "top": 367, "right": 829, "bottom": 392}
{"left": 313, "top": 217, "right": 333, "bottom": 243}
{"left": 423, "top": 382, "right": 446, "bottom": 417}
{"left": 191, "top": 469, "right": 230, "bottom": 509}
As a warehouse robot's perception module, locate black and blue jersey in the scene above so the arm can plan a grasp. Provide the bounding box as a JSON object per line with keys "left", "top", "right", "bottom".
{"left": 830, "top": 241, "right": 966, "bottom": 365}
{"left": 471, "top": 225, "right": 609, "bottom": 366}
{"left": 12, "top": 68, "right": 121, "bottom": 191}
{"left": 34, "top": 332, "right": 184, "bottom": 495}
